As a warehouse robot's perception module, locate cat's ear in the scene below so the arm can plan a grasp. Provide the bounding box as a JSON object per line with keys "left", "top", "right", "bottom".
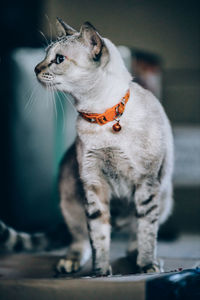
{"left": 80, "top": 22, "right": 104, "bottom": 61}
{"left": 56, "top": 17, "right": 77, "bottom": 37}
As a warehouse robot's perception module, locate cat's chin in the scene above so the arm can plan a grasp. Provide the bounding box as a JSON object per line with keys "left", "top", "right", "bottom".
{"left": 37, "top": 80, "right": 47, "bottom": 87}
{"left": 37, "top": 78, "right": 60, "bottom": 89}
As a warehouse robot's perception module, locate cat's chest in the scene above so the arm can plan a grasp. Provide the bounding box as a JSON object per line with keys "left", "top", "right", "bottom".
{"left": 90, "top": 147, "right": 135, "bottom": 198}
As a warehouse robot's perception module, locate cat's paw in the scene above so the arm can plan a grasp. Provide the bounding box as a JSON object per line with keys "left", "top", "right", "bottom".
{"left": 139, "top": 260, "right": 164, "bottom": 274}
{"left": 56, "top": 258, "right": 81, "bottom": 274}
{"left": 94, "top": 265, "right": 112, "bottom": 277}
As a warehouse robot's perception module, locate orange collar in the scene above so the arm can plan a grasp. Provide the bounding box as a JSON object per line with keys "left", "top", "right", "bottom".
{"left": 79, "top": 90, "right": 130, "bottom": 126}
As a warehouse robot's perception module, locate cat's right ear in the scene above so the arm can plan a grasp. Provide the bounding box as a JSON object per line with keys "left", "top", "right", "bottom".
{"left": 56, "top": 17, "right": 77, "bottom": 37}
{"left": 80, "top": 22, "right": 105, "bottom": 61}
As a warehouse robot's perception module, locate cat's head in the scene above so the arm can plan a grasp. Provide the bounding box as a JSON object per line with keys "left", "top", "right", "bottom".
{"left": 35, "top": 19, "right": 109, "bottom": 93}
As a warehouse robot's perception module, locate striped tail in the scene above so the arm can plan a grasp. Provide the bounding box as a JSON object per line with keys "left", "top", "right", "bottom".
{"left": 0, "top": 220, "right": 71, "bottom": 253}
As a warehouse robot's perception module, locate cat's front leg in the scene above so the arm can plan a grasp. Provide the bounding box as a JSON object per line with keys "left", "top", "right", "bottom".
{"left": 84, "top": 184, "right": 112, "bottom": 276}
{"left": 134, "top": 180, "right": 163, "bottom": 273}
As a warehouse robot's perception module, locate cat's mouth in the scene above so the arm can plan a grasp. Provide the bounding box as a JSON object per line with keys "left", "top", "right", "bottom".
{"left": 38, "top": 72, "right": 54, "bottom": 81}
{"left": 36, "top": 72, "right": 56, "bottom": 87}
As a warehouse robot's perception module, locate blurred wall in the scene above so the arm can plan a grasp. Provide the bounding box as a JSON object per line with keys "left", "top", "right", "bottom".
{"left": 43, "top": 0, "right": 200, "bottom": 124}
{"left": 0, "top": 0, "right": 45, "bottom": 228}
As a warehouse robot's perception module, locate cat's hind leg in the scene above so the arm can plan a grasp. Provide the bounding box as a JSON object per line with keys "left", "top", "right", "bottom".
{"left": 133, "top": 179, "right": 163, "bottom": 273}
{"left": 56, "top": 147, "right": 91, "bottom": 274}
{"left": 56, "top": 190, "right": 91, "bottom": 274}
{"left": 159, "top": 182, "right": 173, "bottom": 225}
{"left": 127, "top": 182, "right": 173, "bottom": 273}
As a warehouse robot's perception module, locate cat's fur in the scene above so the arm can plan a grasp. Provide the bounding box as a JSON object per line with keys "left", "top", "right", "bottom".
{"left": 1, "top": 20, "right": 174, "bottom": 275}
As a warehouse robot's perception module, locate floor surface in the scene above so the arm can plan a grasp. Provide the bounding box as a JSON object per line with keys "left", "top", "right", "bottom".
{"left": 0, "top": 234, "right": 199, "bottom": 279}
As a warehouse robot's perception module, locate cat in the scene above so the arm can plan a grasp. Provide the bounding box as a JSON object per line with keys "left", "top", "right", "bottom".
{"left": 0, "top": 19, "right": 174, "bottom": 276}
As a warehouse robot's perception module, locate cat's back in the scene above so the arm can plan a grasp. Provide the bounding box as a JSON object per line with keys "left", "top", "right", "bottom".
{"left": 127, "top": 82, "right": 170, "bottom": 132}
{"left": 125, "top": 82, "right": 173, "bottom": 155}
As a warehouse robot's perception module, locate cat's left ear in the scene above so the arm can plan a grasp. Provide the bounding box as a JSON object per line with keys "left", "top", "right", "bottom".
{"left": 80, "top": 22, "right": 105, "bottom": 61}
{"left": 56, "top": 17, "right": 77, "bottom": 37}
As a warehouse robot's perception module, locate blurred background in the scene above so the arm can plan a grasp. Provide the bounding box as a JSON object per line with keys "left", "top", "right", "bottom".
{"left": 0, "top": 0, "right": 199, "bottom": 237}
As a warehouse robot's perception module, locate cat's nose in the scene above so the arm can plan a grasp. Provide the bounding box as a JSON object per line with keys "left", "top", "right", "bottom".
{"left": 34, "top": 65, "right": 41, "bottom": 75}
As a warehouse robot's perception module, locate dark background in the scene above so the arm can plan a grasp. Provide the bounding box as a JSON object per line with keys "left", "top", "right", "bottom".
{"left": 0, "top": 0, "right": 199, "bottom": 235}
{"left": 0, "top": 0, "right": 43, "bottom": 227}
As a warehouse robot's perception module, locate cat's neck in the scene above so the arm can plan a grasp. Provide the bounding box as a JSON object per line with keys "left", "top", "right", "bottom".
{"left": 72, "top": 75, "right": 131, "bottom": 114}
{"left": 71, "top": 38, "right": 132, "bottom": 114}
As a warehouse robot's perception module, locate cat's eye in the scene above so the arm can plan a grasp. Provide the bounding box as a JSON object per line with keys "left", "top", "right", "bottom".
{"left": 55, "top": 54, "right": 65, "bottom": 64}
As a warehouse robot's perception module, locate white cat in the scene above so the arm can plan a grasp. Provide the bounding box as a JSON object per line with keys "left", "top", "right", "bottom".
{"left": 2, "top": 19, "right": 174, "bottom": 276}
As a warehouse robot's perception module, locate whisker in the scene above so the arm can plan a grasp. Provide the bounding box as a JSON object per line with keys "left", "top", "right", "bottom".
{"left": 46, "top": 84, "right": 51, "bottom": 111}
{"left": 55, "top": 90, "right": 66, "bottom": 132}
{"left": 60, "top": 92, "right": 77, "bottom": 114}
{"left": 50, "top": 84, "right": 57, "bottom": 121}
{"left": 25, "top": 93, "right": 38, "bottom": 118}
{"left": 47, "top": 84, "right": 55, "bottom": 121}
{"left": 24, "top": 85, "right": 36, "bottom": 110}
{"left": 46, "top": 85, "right": 50, "bottom": 110}
{"left": 24, "top": 84, "right": 38, "bottom": 114}
{"left": 38, "top": 30, "right": 49, "bottom": 47}
{"left": 45, "top": 14, "right": 53, "bottom": 43}
{"left": 53, "top": 88, "right": 58, "bottom": 122}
